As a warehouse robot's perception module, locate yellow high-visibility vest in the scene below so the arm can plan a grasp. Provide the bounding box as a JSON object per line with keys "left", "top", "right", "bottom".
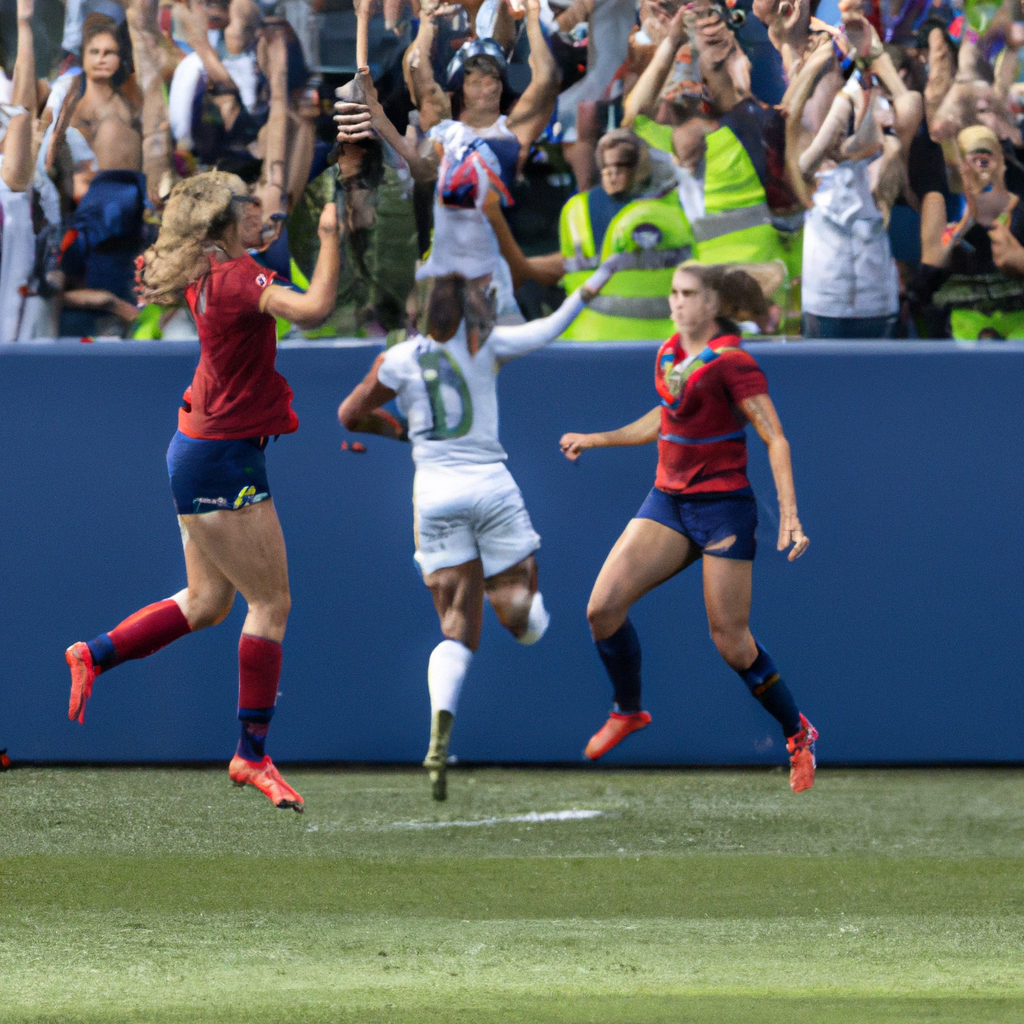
{"left": 558, "top": 127, "right": 791, "bottom": 340}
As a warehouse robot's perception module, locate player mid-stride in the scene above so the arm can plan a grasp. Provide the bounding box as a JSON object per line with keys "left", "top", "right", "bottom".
{"left": 65, "top": 172, "right": 342, "bottom": 812}
{"left": 338, "top": 255, "right": 625, "bottom": 800}
{"left": 560, "top": 263, "right": 818, "bottom": 792}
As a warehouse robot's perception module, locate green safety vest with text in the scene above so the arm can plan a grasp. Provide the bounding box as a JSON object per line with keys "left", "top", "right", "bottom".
{"left": 557, "top": 127, "right": 789, "bottom": 341}
{"left": 559, "top": 190, "right": 694, "bottom": 341}
{"left": 694, "top": 127, "right": 787, "bottom": 266}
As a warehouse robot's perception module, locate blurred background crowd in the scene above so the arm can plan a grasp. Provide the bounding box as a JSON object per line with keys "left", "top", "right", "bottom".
{"left": 1, "top": 0, "right": 1024, "bottom": 341}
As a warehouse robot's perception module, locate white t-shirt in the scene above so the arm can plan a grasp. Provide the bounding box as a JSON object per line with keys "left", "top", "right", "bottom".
{"left": 801, "top": 158, "right": 899, "bottom": 319}
{"left": 0, "top": 154, "right": 35, "bottom": 342}
{"left": 417, "top": 117, "right": 520, "bottom": 318}
{"left": 376, "top": 291, "right": 585, "bottom": 467}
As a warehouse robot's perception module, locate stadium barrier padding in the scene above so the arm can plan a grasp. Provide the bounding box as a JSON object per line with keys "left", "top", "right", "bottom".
{"left": 2, "top": 340, "right": 1023, "bottom": 765}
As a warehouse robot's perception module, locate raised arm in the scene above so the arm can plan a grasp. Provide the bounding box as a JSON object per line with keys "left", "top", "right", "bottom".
{"left": 176, "top": 0, "right": 245, "bottom": 132}
{"left": 695, "top": 6, "right": 751, "bottom": 114}
{"left": 506, "top": 0, "right": 559, "bottom": 163}
{"left": 334, "top": 68, "right": 439, "bottom": 183}
{"left": 739, "top": 392, "right": 808, "bottom": 560}
{"left": 622, "top": 5, "right": 687, "bottom": 127}
{"left": 338, "top": 352, "right": 409, "bottom": 438}
{"left": 488, "top": 252, "right": 628, "bottom": 360}
{"left": 402, "top": 0, "right": 453, "bottom": 132}
{"left": 841, "top": 0, "right": 921, "bottom": 151}
{"left": 259, "top": 201, "right": 342, "bottom": 328}
{"left": 483, "top": 190, "right": 564, "bottom": 288}
{"left": 1, "top": 0, "right": 36, "bottom": 193}
{"left": 128, "top": 0, "right": 177, "bottom": 206}
{"left": 924, "top": 25, "right": 955, "bottom": 135}
{"left": 560, "top": 407, "right": 661, "bottom": 460}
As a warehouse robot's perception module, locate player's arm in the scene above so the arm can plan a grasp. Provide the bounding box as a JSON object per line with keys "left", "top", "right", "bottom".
{"left": 559, "top": 407, "right": 661, "bottom": 459}
{"left": 739, "top": 392, "right": 809, "bottom": 561}
{"left": 338, "top": 353, "right": 408, "bottom": 440}
{"left": 489, "top": 252, "right": 631, "bottom": 361}
{"left": 260, "top": 202, "right": 341, "bottom": 328}
{"left": 622, "top": 5, "right": 686, "bottom": 127}
{"left": 1, "top": 0, "right": 35, "bottom": 194}
{"left": 506, "top": 0, "right": 559, "bottom": 167}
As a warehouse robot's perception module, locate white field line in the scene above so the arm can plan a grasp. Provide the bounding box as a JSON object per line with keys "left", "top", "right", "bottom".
{"left": 389, "top": 809, "right": 605, "bottom": 830}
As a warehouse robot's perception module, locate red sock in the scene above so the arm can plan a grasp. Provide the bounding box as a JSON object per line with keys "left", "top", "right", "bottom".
{"left": 238, "top": 634, "right": 282, "bottom": 712}
{"left": 90, "top": 599, "right": 191, "bottom": 671}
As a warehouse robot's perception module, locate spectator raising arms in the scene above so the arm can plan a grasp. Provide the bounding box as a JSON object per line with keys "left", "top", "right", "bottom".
{"left": 920, "top": 125, "right": 1024, "bottom": 339}
{"left": 0, "top": 0, "right": 37, "bottom": 343}
{"left": 405, "top": 0, "right": 558, "bottom": 321}
{"left": 783, "top": 0, "right": 921, "bottom": 338}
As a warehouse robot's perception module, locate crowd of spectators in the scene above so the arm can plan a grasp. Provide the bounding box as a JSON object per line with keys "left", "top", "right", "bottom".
{"left": 2, "top": 0, "right": 1024, "bottom": 341}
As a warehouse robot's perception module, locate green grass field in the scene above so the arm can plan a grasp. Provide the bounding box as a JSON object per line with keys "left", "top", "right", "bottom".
{"left": 2, "top": 765, "right": 1023, "bottom": 1023}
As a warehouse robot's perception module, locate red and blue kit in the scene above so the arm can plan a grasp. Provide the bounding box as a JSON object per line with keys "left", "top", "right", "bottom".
{"left": 180, "top": 253, "right": 298, "bottom": 441}
{"left": 168, "top": 254, "right": 298, "bottom": 516}
{"left": 653, "top": 331, "right": 768, "bottom": 495}
{"left": 636, "top": 331, "right": 769, "bottom": 561}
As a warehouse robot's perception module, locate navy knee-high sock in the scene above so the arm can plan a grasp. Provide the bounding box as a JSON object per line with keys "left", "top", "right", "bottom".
{"left": 738, "top": 642, "right": 801, "bottom": 738}
{"left": 595, "top": 618, "right": 642, "bottom": 714}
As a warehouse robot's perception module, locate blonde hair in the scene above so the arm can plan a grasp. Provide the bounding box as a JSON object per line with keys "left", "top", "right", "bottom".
{"left": 136, "top": 172, "right": 246, "bottom": 306}
{"left": 958, "top": 124, "right": 1000, "bottom": 156}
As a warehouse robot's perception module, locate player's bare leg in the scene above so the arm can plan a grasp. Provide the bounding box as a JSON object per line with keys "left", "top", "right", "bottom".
{"left": 583, "top": 519, "right": 699, "bottom": 758}
{"left": 703, "top": 553, "right": 817, "bottom": 792}
{"left": 422, "top": 560, "right": 485, "bottom": 800}
{"left": 65, "top": 520, "right": 235, "bottom": 727}
{"left": 485, "top": 555, "right": 550, "bottom": 644}
{"left": 183, "top": 501, "right": 303, "bottom": 811}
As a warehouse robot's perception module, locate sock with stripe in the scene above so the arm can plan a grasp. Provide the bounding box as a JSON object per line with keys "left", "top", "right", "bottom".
{"left": 595, "top": 618, "right": 642, "bottom": 714}
{"left": 85, "top": 599, "right": 191, "bottom": 673}
{"left": 237, "top": 634, "right": 283, "bottom": 763}
{"left": 738, "top": 642, "right": 801, "bottom": 738}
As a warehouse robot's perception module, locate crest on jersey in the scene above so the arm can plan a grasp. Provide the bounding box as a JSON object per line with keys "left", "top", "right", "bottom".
{"left": 256, "top": 273, "right": 268, "bottom": 288}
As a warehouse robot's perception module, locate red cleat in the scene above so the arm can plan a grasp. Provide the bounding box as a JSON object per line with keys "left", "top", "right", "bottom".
{"left": 229, "top": 754, "right": 304, "bottom": 812}
{"left": 786, "top": 714, "right": 818, "bottom": 793}
{"left": 584, "top": 710, "right": 652, "bottom": 760}
{"left": 66, "top": 642, "right": 98, "bottom": 724}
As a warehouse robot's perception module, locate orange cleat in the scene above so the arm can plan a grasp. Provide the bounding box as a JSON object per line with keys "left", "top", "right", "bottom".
{"left": 66, "top": 642, "right": 98, "bottom": 724}
{"left": 229, "top": 754, "right": 304, "bottom": 812}
{"left": 584, "top": 710, "right": 652, "bottom": 760}
{"left": 786, "top": 714, "right": 818, "bottom": 793}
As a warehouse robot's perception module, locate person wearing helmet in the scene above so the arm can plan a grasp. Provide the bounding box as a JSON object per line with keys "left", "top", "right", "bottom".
{"left": 337, "top": 0, "right": 558, "bottom": 322}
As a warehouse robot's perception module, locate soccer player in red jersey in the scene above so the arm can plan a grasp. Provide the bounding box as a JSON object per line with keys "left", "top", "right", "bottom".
{"left": 560, "top": 264, "right": 818, "bottom": 792}
{"left": 65, "top": 172, "right": 342, "bottom": 812}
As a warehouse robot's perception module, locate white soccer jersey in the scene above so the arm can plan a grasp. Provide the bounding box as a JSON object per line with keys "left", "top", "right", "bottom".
{"left": 376, "top": 291, "right": 585, "bottom": 468}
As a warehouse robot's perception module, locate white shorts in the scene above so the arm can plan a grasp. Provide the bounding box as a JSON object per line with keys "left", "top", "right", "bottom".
{"left": 413, "top": 462, "right": 541, "bottom": 578}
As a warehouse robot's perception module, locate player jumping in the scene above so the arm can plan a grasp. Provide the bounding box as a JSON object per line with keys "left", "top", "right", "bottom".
{"left": 338, "top": 255, "right": 625, "bottom": 800}
{"left": 559, "top": 263, "right": 818, "bottom": 792}
{"left": 65, "top": 171, "right": 342, "bottom": 812}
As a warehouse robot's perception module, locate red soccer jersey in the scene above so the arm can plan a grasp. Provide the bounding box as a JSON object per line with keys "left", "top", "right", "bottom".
{"left": 653, "top": 331, "right": 768, "bottom": 495}
{"left": 179, "top": 254, "right": 298, "bottom": 440}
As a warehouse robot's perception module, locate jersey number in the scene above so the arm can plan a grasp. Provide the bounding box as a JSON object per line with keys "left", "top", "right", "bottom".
{"left": 418, "top": 350, "right": 474, "bottom": 439}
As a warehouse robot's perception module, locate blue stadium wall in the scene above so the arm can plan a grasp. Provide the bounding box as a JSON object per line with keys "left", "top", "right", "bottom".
{"left": 2, "top": 340, "right": 1023, "bottom": 765}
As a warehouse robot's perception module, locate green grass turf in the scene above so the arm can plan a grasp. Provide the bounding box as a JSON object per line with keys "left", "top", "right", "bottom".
{"left": 2, "top": 766, "right": 1023, "bottom": 1023}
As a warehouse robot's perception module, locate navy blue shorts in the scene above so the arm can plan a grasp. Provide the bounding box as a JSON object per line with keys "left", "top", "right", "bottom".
{"left": 635, "top": 486, "right": 758, "bottom": 561}
{"left": 167, "top": 431, "right": 271, "bottom": 516}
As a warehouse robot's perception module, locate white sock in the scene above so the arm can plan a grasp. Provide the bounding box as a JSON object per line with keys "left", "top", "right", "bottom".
{"left": 516, "top": 592, "right": 550, "bottom": 646}
{"left": 427, "top": 639, "right": 473, "bottom": 715}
